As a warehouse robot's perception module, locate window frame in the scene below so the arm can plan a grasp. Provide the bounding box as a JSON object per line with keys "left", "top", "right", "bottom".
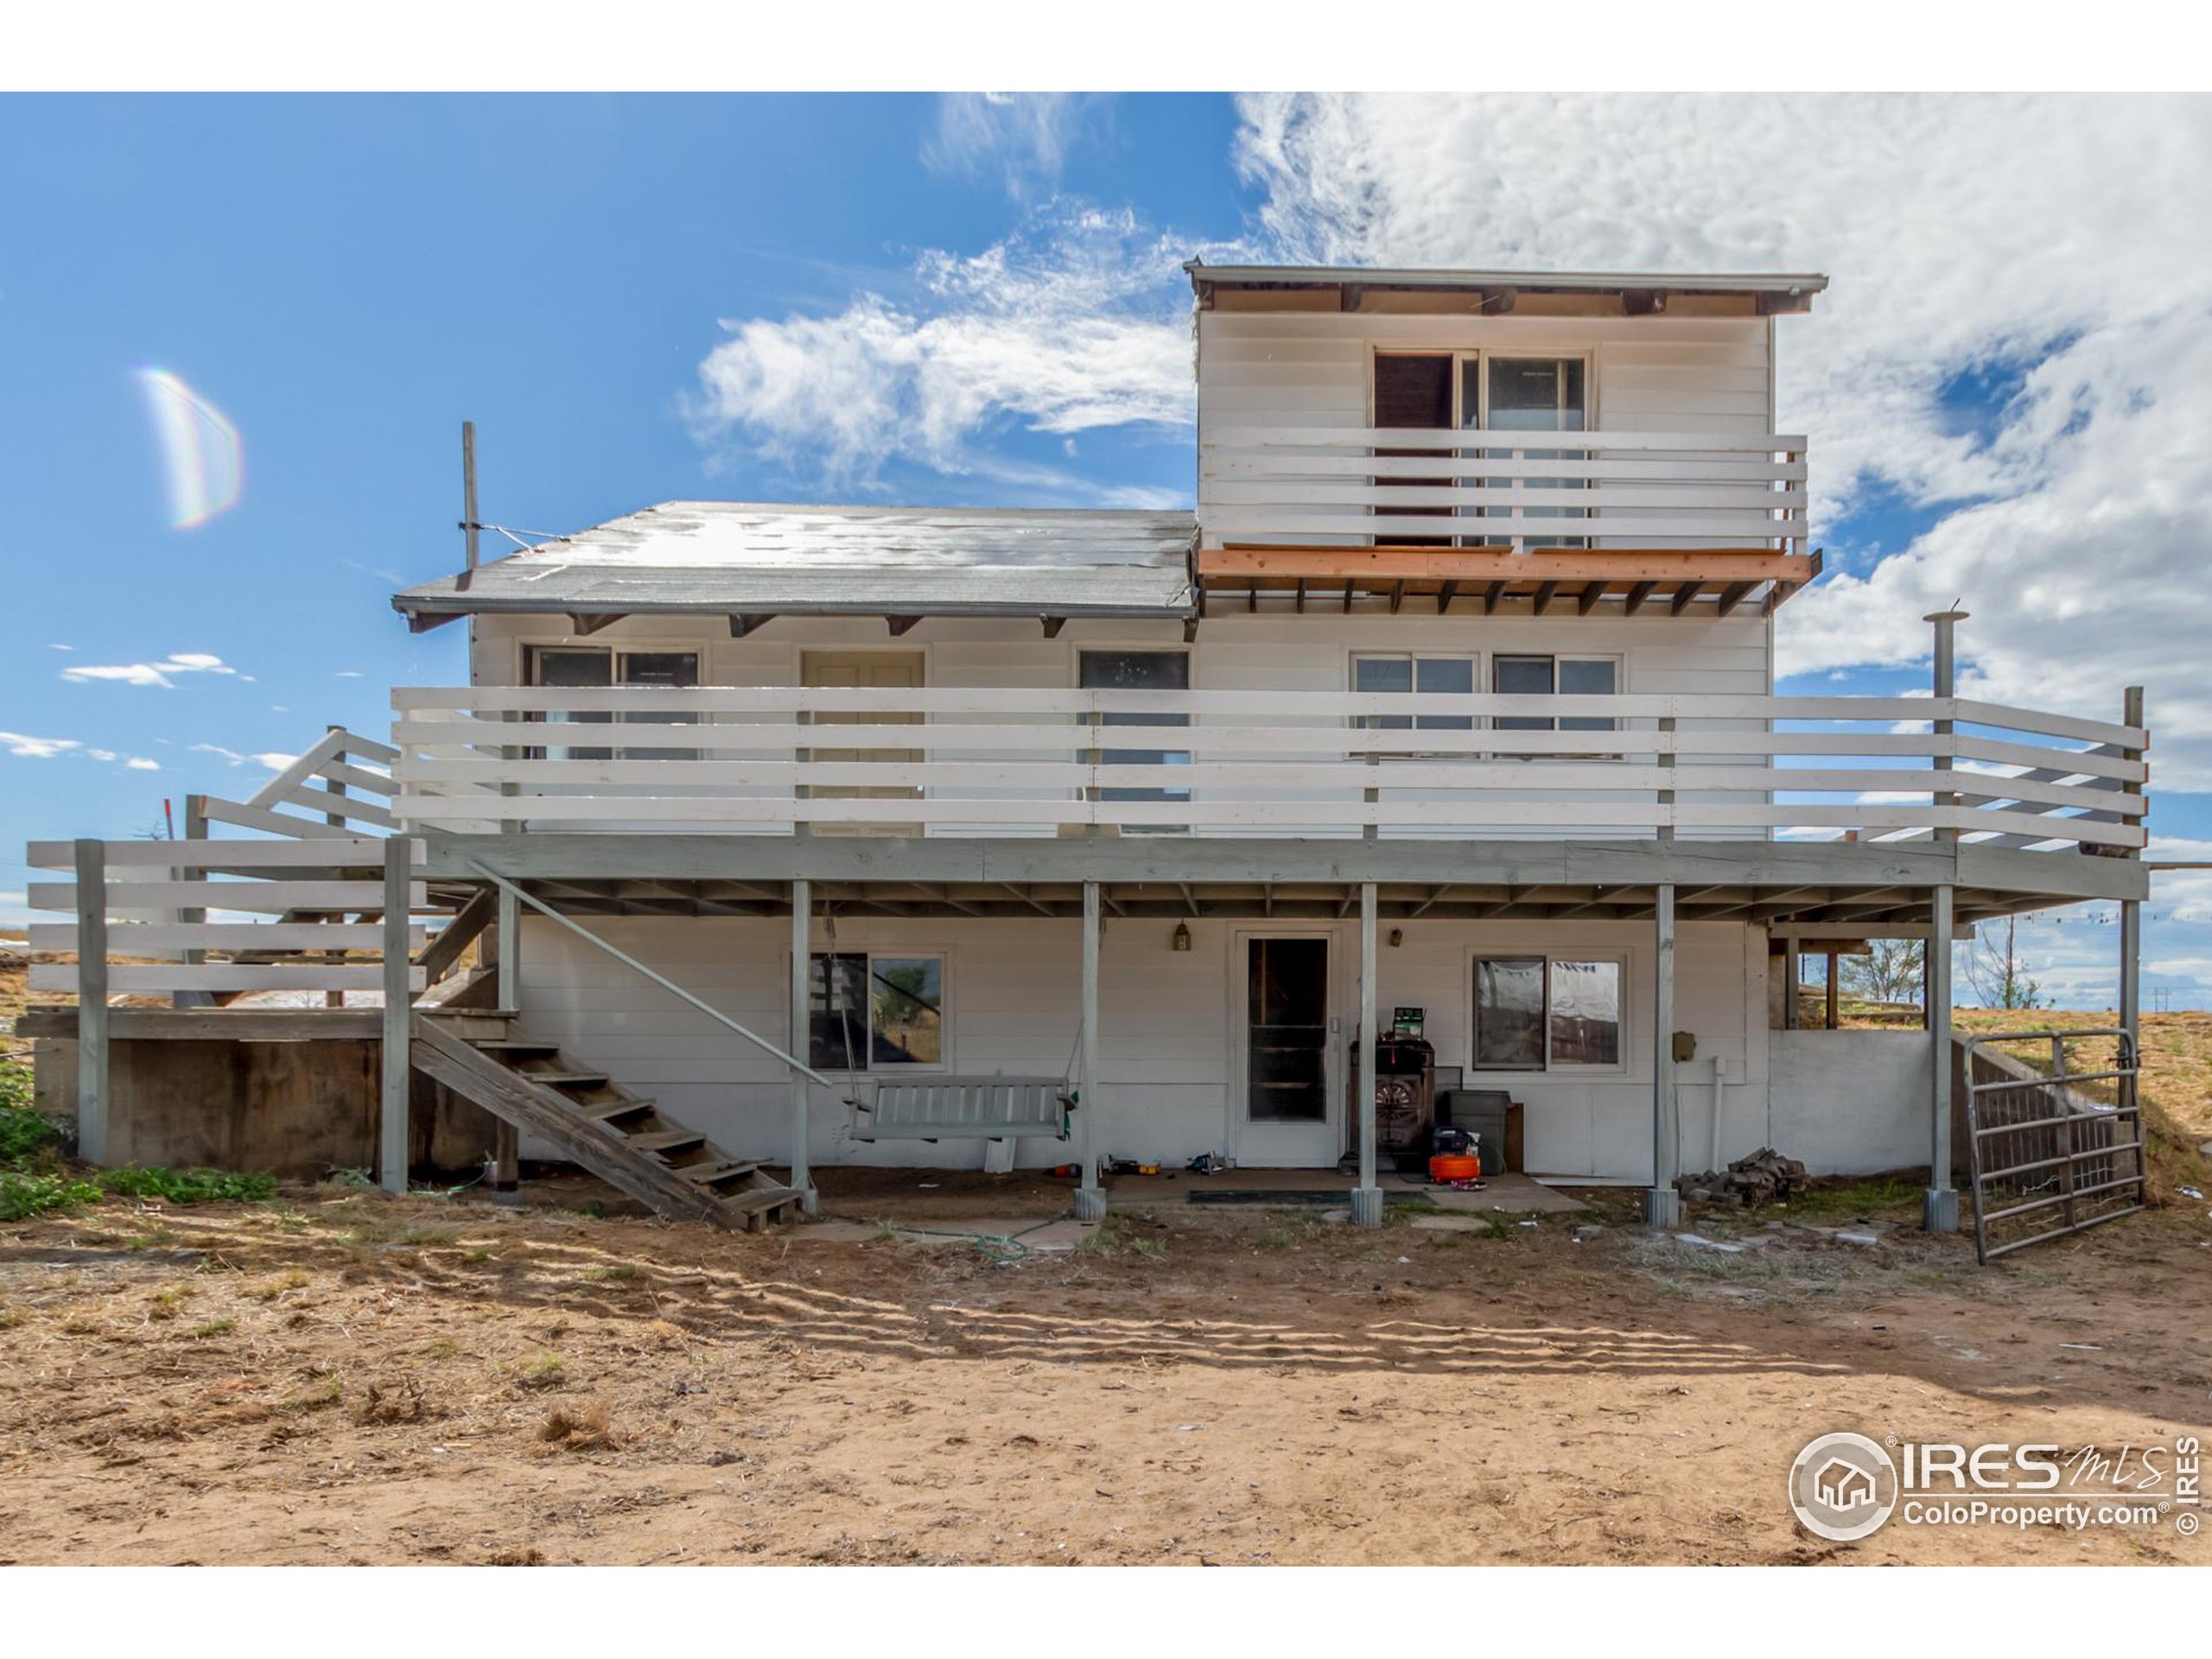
{"left": 803, "top": 947, "right": 951, "bottom": 1075}
{"left": 1348, "top": 651, "right": 1480, "bottom": 735}
{"left": 1466, "top": 949, "right": 1630, "bottom": 1076}
{"left": 522, "top": 643, "right": 705, "bottom": 762}
{"left": 1367, "top": 348, "right": 1598, "bottom": 549}
{"left": 1489, "top": 652, "right": 1624, "bottom": 759}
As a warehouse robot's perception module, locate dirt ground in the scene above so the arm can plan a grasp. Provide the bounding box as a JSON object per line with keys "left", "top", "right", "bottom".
{"left": 2, "top": 1168, "right": 2208, "bottom": 1566}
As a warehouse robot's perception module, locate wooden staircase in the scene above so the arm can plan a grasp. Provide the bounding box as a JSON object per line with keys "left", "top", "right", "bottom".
{"left": 410, "top": 1011, "right": 804, "bottom": 1230}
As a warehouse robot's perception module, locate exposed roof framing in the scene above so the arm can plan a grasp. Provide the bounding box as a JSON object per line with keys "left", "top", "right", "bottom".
{"left": 1194, "top": 545, "right": 1821, "bottom": 617}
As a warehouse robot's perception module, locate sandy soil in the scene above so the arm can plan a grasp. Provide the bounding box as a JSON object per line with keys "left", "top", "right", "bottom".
{"left": 2, "top": 1174, "right": 2207, "bottom": 1566}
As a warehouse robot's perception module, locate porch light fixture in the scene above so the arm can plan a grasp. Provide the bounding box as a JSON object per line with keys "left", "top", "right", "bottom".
{"left": 1172, "top": 922, "right": 1192, "bottom": 952}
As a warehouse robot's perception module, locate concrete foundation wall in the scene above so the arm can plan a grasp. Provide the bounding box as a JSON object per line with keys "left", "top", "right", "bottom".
{"left": 36, "top": 1037, "right": 498, "bottom": 1179}
{"left": 1768, "top": 1029, "right": 1933, "bottom": 1175}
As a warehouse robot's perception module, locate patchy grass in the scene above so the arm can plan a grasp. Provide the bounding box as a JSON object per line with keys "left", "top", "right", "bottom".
{"left": 514, "top": 1353, "right": 567, "bottom": 1390}
{"left": 0, "top": 1172, "right": 104, "bottom": 1222}
{"left": 99, "top": 1166, "right": 278, "bottom": 1205}
{"left": 1076, "top": 1212, "right": 1169, "bottom": 1259}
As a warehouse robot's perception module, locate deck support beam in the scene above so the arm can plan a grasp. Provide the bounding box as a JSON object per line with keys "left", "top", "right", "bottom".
{"left": 1351, "top": 880, "right": 1383, "bottom": 1227}
{"left": 379, "top": 836, "right": 413, "bottom": 1196}
{"left": 1075, "top": 882, "right": 1105, "bottom": 1223}
{"left": 1924, "top": 883, "right": 1959, "bottom": 1232}
{"left": 73, "top": 839, "right": 110, "bottom": 1165}
{"left": 1645, "top": 882, "right": 1681, "bottom": 1225}
{"left": 788, "top": 878, "right": 817, "bottom": 1213}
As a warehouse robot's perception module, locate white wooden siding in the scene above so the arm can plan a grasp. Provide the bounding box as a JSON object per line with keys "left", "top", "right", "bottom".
{"left": 511, "top": 912, "right": 1775, "bottom": 1181}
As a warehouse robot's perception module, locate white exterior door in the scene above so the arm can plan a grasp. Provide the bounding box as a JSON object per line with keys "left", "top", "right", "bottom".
{"left": 1230, "top": 930, "right": 1343, "bottom": 1168}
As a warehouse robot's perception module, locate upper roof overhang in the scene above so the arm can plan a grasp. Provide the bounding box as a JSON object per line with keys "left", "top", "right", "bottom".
{"left": 1185, "top": 261, "right": 1828, "bottom": 316}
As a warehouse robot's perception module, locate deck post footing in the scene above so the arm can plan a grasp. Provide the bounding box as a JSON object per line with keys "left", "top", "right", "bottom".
{"left": 1350, "top": 1185, "right": 1384, "bottom": 1227}
{"left": 1923, "top": 1187, "right": 1959, "bottom": 1233}
{"left": 1073, "top": 1187, "right": 1108, "bottom": 1224}
{"left": 1644, "top": 1188, "right": 1681, "bottom": 1228}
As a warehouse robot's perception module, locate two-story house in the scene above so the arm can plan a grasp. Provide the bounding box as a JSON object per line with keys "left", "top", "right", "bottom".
{"left": 28, "top": 263, "right": 2151, "bottom": 1240}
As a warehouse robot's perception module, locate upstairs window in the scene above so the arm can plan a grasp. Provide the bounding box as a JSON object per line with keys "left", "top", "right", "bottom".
{"left": 1351, "top": 653, "right": 1476, "bottom": 731}
{"left": 1080, "top": 650, "right": 1190, "bottom": 811}
{"left": 1491, "top": 655, "right": 1618, "bottom": 737}
{"left": 526, "top": 647, "right": 700, "bottom": 760}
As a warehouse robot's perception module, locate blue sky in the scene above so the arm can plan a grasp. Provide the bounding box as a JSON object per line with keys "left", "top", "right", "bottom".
{"left": 4, "top": 92, "right": 2207, "bottom": 1007}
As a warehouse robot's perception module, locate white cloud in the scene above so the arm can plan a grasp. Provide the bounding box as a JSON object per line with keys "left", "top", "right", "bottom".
{"left": 125, "top": 757, "right": 161, "bottom": 772}
{"left": 61, "top": 651, "right": 240, "bottom": 690}
{"left": 690, "top": 205, "right": 1210, "bottom": 494}
{"left": 1229, "top": 92, "right": 2212, "bottom": 788}
{"left": 1, "top": 730, "right": 80, "bottom": 760}
{"left": 252, "top": 751, "right": 297, "bottom": 771}
{"left": 191, "top": 742, "right": 245, "bottom": 764}
{"left": 923, "top": 93, "right": 1101, "bottom": 200}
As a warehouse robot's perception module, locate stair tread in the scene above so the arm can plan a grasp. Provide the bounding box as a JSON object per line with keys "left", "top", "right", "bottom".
{"left": 521, "top": 1070, "right": 612, "bottom": 1085}
{"left": 581, "top": 1097, "right": 654, "bottom": 1120}
{"left": 469, "top": 1039, "right": 562, "bottom": 1053}
{"left": 679, "top": 1160, "right": 760, "bottom": 1185}
{"left": 626, "top": 1129, "right": 709, "bottom": 1153}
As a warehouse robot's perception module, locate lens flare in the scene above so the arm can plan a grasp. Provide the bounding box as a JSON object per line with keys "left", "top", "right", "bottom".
{"left": 137, "top": 368, "right": 242, "bottom": 528}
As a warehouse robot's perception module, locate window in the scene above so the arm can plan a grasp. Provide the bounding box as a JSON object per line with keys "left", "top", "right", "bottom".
{"left": 1369, "top": 352, "right": 1594, "bottom": 550}
{"left": 1472, "top": 954, "right": 1624, "bottom": 1071}
{"left": 1477, "top": 357, "right": 1590, "bottom": 550}
{"left": 1491, "top": 655, "right": 1618, "bottom": 736}
{"left": 1370, "top": 353, "right": 1457, "bottom": 547}
{"left": 1351, "top": 654, "right": 1475, "bottom": 731}
{"left": 526, "top": 647, "right": 700, "bottom": 760}
{"left": 808, "top": 951, "right": 944, "bottom": 1071}
{"left": 1079, "top": 650, "right": 1190, "bottom": 807}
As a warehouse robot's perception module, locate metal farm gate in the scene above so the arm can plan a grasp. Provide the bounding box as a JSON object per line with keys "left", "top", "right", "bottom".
{"left": 1959, "top": 1028, "right": 2148, "bottom": 1264}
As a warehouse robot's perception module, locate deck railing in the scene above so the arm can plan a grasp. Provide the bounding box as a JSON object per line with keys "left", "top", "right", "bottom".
{"left": 1198, "top": 426, "right": 1808, "bottom": 552}
{"left": 388, "top": 686, "right": 2145, "bottom": 847}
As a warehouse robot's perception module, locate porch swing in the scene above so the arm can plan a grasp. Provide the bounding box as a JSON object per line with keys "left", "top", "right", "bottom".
{"left": 820, "top": 912, "right": 1075, "bottom": 1146}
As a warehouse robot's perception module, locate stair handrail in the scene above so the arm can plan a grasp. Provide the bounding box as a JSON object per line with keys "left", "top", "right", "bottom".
{"left": 464, "top": 859, "right": 854, "bottom": 1100}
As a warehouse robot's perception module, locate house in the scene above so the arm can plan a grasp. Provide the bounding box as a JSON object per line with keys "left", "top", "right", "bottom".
{"left": 24, "top": 262, "right": 2152, "bottom": 1235}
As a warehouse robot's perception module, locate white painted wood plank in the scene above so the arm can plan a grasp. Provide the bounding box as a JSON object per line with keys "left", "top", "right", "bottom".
{"left": 1203, "top": 425, "right": 1806, "bottom": 450}
{"left": 31, "top": 963, "right": 429, "bottom": 994}
{"left": 196, "top": 797, "right": 372, "bottom": 842}
{"left": 270, "top": 781, "right": 398, "bottom": 829}
{"left": 28, "top": 922, "right": 422, "bottom": 951}
{"left": 29, "top": 880, "right": 426, "bottom": 914}
{"left": 25, "top": 836, "right": 396, "bottom": 868}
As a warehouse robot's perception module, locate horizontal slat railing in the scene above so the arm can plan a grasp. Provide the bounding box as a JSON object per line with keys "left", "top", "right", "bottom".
{"left": 390, "top": 686, "right": 2148, "bottom": 847}
{"left": 1199, "top": 427, "right": 1808, "bottom": 551}
{"left": 25, "top": 836, "right": 430, "bottom": 998}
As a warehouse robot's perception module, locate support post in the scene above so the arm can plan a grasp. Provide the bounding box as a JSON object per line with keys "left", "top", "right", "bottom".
{"left": 1351, "top": 881, "right": 1383, "bottom": 1226}
{"left": 1924, "top": 883, "right": 1958, "bottom": 1232}
{"left": 1075, "top": 882, "right": 1105, "bottom": 1222}
{"left": 173, "top": 794, "right": 209, "bottom": 1011}
{"left": 73, "top": 839, "right": 110, "bottom": 1166}
{"left": 379, "top": 836, "right": 413, "bottom": 1196}
{"left": 1646, "top": 883, "right": 1681, "bottom": 1226}
{"left": 1926, "top": 609, "right": 1967, "bottom": 842}
{"left": 1825, "top": 950, "right": 1840, "bottom": 1031}
{"left": 461, "top": 419, "right": 480, "bottom": 574}
{"left": 491, "top": 881, "right": 520, "bottom": 1192}
{"left": 788, "top": 879, "right": 817, "bottom": 1214}
{"left": 2119, "top": 684, "right": 2145, "bottom": 1108}
{"left": 1782, "top": 944, "right": 1800, "bottom": 1030}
